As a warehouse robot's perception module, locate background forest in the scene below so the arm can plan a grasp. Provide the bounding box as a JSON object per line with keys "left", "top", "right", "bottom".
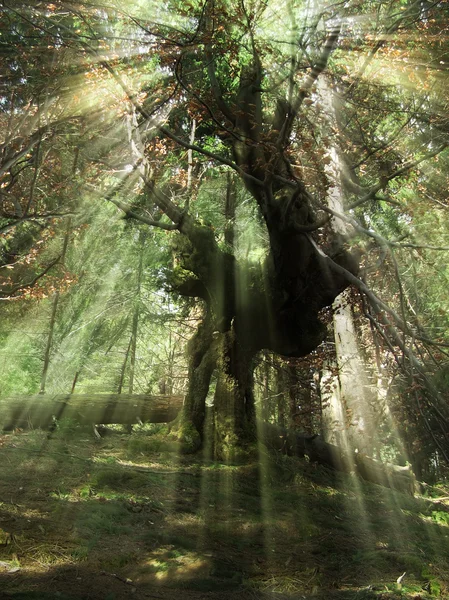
{"left": 1, "top": 1, "right": 449, "bottom": 598}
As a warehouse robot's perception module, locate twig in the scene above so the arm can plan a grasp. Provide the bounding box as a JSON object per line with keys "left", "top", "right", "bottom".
{"left": 100, "top": 570, "right": 166, "bottom": 598}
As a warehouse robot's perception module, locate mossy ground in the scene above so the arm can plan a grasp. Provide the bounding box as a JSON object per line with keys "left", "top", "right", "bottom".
{"left": 0, "top": 427, "right": 448, "bottom": 600}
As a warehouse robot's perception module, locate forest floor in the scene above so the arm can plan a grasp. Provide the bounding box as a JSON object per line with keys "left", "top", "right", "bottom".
{"left": 0, "top": 426, "right": 449, "bottom": 600}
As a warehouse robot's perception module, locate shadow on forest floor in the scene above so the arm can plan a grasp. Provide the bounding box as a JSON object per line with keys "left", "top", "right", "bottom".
{"left": 0, "top": 428, "right": 448, "bottom": 600}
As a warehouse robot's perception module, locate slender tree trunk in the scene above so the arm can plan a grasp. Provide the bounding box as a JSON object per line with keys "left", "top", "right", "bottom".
{"left": 128, "top": 230, "right": 145, "bottom": 393}
{"left": 39, "top": 220, "right": 71, "bottom": 394}
{"left": 39, "top": 291, "right": 60, "bottom": 394}
{"left": 118, "top": 335, "right": 132, "bottom": 394}
{"left": 71, "top": 371, "right": 79, "bottom": 394}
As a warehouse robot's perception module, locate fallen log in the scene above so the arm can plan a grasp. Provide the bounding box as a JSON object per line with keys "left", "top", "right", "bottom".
{"left": 0, "top": 394, "right": 184, "bottom": 430}
{"left": 258, "top": 421, "right": 418, "bottom": 495}
{"left": 0, "top": 396, "right": 418, "bottom": 494}
{"left": 354, "top": 453, "right": 418, "bottom": 495}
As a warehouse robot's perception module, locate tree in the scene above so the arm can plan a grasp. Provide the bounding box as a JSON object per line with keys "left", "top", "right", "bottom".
{"left": 2, "top": 0, "right": 449, "bottom": 463}
{"left": 0, "top": 1, "right": 78, "bottom": 299}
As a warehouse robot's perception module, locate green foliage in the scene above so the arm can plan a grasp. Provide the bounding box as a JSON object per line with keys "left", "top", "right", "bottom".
{"left": 0, "top": 195, "right": 189, "bottom": 396}
{"left": 431, "top": 510, "right": 449, "bottom": 527}
{"left": 51, "top": 418, "right": 86, "bottom": 438}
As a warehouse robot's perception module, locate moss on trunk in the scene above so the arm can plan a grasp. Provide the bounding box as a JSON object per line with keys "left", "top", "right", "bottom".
{"left": 175, "top": 314, "right": 216, "bottom": 453}
{"left": 213, "top": 327, "right": 256, "bottom": 460}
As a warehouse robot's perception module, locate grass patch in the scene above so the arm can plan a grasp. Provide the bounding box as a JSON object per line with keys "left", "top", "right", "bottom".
{"left": 75, "top": 501, "right": 132, "bottom": 536}
{"left": 92, "top": 466, "right": 147, "bottom": 488}
{"left": 431, "top": 510, "right": 449, "bottom": 526}
{"left": 126, "top": 434, "right": 179, "bottom": 456}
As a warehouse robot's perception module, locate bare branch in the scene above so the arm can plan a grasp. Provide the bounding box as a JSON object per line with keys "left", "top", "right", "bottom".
{"left": 0, "top": 255, "right": 62, "bottom": 298}
{"left": 277, "top": 27, "right": 341, "bottom": 147}
{"left": 108, "top": 197, "right": 178, "bottom": 230}
{"left": 348, "top": 144, "right": 448, "bottom": 210}
{"left": 0, "top": 212, "right": 75, "bottom": 234}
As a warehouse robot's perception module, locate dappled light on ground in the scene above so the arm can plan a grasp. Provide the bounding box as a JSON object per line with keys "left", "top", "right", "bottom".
{"left": 1, "top": 429, "right": 448, "bottom": 599}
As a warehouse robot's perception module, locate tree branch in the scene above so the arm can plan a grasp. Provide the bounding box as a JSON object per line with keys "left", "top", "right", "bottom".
{"left": 277, "top": 27, "right": 340, "bottom": 148}
{"left": 107, "top": 197, "right": 179, "bottom": 230}
{"left": 0, "top": 255, "right": 62, "bottom": 298}
{"left": 0, "top": 212, "right": 75, "bottom": 234}
{"left": 348, "top": 144, "right": 448, "bottom": 210}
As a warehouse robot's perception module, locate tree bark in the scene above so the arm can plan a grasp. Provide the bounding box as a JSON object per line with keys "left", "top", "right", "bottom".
{"left": 318, "top": 80, "right": 376, "bottom": 454}
{"left": 321, "top": 357, "right": 345, "bottom": 447}
{"left": 213, "top": 327, "right": 256, "bottom": 460}
{"left": 333, "top": 290, "right": 376, "bottom": 454}
{"left": 177, "top": 314, "right": 217, "bottom": 452}
{"left": 0, "top": 394, "right": 183, "bottom": 429}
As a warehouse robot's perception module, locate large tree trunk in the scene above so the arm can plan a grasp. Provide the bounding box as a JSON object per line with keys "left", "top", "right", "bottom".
{"left": 178, "top": 314, "right": 257, "bottom": 459}
{"left": 318, "top": 80, "right": 376, "bottom": 455}
{"left": 177, "top": 314, "right": 217, "bottom": 453}
{"left": 0, "top": 394, "right": 184, "bottom": 429}
{"left": 332, "top": 290, "right": 376, "bottom": 454}
{"left": 213, "top": 327, "right": 256, "bottom": 460}
{"left": 168, "top": 170, "right": 356, "bottom": 456}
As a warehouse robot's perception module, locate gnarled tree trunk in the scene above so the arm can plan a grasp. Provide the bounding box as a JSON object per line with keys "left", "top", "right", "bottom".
{"left": 213, "top": 327, "right": 256, "bottom": 460}
{"left": 177, "top": 314, "right": 217, "bottom": 453}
